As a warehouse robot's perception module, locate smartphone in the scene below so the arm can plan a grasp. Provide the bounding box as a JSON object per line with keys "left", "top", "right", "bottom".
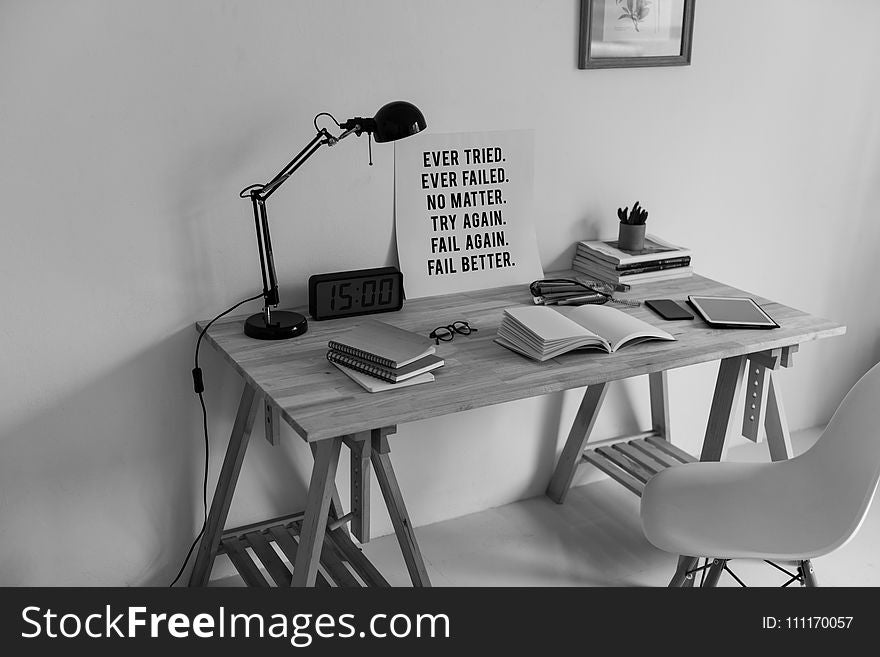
{"left": 645, "top": 298, "right": 694, "bottom": 321}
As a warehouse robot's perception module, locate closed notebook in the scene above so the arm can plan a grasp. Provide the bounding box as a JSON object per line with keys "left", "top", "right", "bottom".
{"left": 495, "top": 304, "right": 675, "bottom": 361}
{"left": 328, "top": 319, "right": 435, "bottom": 368}
{"left": 327, "top": 350, "right": 444, "bottom": 383}
{"left": 331, "top": 362, "right": 434, "bottom": 393}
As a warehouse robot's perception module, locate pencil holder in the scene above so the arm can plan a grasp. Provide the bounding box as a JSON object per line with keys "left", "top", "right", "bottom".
{"left": 618, "top": 222, "right": 646, "bottom": 251}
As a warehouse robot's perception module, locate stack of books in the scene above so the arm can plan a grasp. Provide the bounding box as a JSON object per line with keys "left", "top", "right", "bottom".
{"left": 326, "top": 319, "right": 444, "bottom": 393}
{"left": 572, "top": 234, "right": 693, "bottom": 286}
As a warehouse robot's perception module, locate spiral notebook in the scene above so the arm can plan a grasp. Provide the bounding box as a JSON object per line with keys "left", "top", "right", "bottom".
{"left": 327, "top": 350, "right": 444, "bottom": 383}
{"left": 327, "top": 319, "right": 435, "bottom": 368}
{"left": 331, "top": 362, "right": 435, "bottom": 393}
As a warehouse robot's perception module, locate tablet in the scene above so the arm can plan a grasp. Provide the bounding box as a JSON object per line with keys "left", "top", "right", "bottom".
{"left": 687, "top": 295, "right": 779, "bottom": 329}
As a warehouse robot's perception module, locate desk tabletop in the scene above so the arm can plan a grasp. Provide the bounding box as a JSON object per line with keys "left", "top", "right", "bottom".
{"left": 197, "top": 273, "right": 845, "bottom": 442}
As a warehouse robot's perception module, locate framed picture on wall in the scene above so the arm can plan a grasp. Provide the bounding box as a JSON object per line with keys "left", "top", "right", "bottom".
{"left": 579, "top": 0, "right": 695, "bottom": 69}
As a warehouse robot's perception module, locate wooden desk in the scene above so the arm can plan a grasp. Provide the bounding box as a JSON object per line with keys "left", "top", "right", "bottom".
{"left": 188, "top": 273, "right": 844, "bottom": 587}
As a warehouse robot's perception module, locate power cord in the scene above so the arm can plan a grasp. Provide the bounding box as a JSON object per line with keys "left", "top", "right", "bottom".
{"left": 169, "top": 292, "right": 263, "bottom": 587}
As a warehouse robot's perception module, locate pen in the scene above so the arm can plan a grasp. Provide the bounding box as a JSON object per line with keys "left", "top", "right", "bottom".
{"left": 556, "top": 295, "right": 606, "bottom": 305}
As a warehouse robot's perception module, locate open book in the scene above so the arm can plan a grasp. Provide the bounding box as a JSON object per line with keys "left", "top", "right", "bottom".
{"left": 495, "top": 304, "right": 675, "bottom": 361}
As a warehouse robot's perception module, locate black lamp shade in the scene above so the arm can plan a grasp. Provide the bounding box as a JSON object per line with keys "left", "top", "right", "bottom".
{"left": 371, "top": 101, "right": 427, "bottom": 143}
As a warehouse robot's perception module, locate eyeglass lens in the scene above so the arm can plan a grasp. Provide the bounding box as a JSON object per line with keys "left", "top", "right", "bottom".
{"left": 430, "top": 321, "right": 476, "bottom": 344}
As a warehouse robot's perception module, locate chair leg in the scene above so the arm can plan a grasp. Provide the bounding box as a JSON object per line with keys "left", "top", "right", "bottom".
{"left": 669, "top": 555, "right": 699, "bottom": 587}
{"left": 799, "top": 560, "right": 818, "bottom": 587}
{"left": 703, "top": 559, "right": 727, "bottom": 587}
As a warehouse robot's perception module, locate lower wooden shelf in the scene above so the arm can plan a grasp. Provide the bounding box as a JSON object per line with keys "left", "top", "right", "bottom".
{"left": 582, "top": 434, "right": 696, "bottom": 497}
{"left": 217, "top": 512, "right": 390, "bottom": 587}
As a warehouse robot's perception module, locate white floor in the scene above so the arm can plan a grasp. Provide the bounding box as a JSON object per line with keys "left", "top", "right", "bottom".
{"left": 216, "top": 427, "right": 880, "bottom": 587}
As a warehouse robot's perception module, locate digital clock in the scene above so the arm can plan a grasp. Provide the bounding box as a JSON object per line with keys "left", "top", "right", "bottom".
{"left": 308, "top": 266, "right": 405, "bottom": 321}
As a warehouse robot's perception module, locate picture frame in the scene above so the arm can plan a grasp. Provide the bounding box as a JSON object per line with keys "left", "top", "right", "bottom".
{"left": 579, "top": 0, "right": 695, "bottom": 69}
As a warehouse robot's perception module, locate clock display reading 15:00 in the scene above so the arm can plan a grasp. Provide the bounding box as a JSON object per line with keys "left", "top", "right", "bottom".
{"left": 326, "top": 277, "right": 396, "bottom": 312}
{"left": 308, "top": 267, "right": 405, "bottom": 320}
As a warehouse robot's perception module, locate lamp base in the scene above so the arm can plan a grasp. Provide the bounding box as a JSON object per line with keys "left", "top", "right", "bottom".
{"left": 244, "top": 310, "right": 309, "bottom": 340}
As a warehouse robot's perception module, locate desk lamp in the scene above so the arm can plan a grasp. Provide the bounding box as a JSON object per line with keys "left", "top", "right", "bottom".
{"left": 240, "top": 101, "right": 427, "bottom": 340}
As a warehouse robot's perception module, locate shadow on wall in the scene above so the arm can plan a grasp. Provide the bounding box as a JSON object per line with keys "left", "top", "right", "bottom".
{"left": 171, "top": 114, "right": 278, "bottom": 311}
{"left": 543, "top": 213, "right": 607, "bottom": 273}
{"left": 0, "top": 326, "right": 315, "bottom": 586}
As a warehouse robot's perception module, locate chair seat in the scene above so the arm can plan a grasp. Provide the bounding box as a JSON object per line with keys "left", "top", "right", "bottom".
{"left": 640, "top": 457, "right": 859, "bottom": 561}
{"left": 640, "top": 361, "right": 880, "bottom": 583}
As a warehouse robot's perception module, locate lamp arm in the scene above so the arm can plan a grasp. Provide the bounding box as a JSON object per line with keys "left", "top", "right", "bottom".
{"left": 245, "top": 124, "right": 362, "bottom": 319}
{"left": 256, "top": 124, "right": 361, "bottom": 201}
{"left": 258, "top": 129, "right": 330, "bottom": 201}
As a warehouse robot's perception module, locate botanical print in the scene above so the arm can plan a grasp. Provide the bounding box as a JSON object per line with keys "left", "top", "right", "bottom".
{"left": 603, "top": 0, "right": 664, "bottom": 39}
{"left": 616, "top": 0, "right": 652, "bottom": 33}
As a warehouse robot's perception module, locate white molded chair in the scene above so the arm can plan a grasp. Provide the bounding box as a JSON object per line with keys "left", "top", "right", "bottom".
{"left": 640, "top": 361, "right": 880, "bottom": 587}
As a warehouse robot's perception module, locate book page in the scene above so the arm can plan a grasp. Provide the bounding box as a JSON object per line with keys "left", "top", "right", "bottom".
{"left": 560, "top": 305, "right": 674, "bottom": 352}
{"left": 497, "top": 305, "right": 611, "bottom": 360}
{"left": 503, "top": 306, "right": 595, "bottom": 342}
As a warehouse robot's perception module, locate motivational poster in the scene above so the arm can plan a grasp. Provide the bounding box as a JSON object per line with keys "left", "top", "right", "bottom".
{"left": 394, "top": 129, "right": 544, "bottom": 298}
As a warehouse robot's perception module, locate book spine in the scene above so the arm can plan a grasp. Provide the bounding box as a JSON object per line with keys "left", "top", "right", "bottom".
{"left": 615, "top": 256, "right": 691, "bottom": 272}
{"left": 610, "top": 269, "right": 693, "bottom": 283}
{"left": 326, "top": 351, "right": 396, "bottom": 382}
{"left": 573, "top": 254, "right": 691, "bottom": 275}
{"left": 572, "top": 261, "right": 692, "bottom": 284}
{"left": 326, "top": 340, "right": 396, "bottom": 368}
{"left": 617, "top": 260, "right": 692, "bottom": 275}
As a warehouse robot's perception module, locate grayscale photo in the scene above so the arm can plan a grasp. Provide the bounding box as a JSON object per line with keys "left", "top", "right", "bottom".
{"left": 1, "top": 0, "right": 877, "bottom": 650}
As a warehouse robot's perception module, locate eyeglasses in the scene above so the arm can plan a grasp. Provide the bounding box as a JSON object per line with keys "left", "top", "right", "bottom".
{"left": 429, "top": 321, "right": 478, "bottom": 344}
{"left": 529, "top": 278, "right": 640, "bottom": 307}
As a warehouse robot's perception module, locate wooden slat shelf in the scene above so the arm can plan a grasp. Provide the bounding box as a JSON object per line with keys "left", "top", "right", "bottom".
{"left": 217, "top": 513, "right": 390, "bottom": 587}
{"left": 581, "top": 434, "right": 696, "bottom": 496}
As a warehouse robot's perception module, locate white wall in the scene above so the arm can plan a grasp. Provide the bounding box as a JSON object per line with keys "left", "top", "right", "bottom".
{"left": 1, "top": 0, "right": 878, "bottom": 585}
